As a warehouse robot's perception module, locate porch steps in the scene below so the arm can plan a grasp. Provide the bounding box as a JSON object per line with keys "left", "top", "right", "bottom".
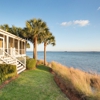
{"left": 17, "top": 67, "right": 26, "bottom": 74}
{"left": 0, "top": 56, "right": 26, "bottom": 74}
{"left": 14, "top": 60, "right": 26, "bottom": 74}
{"left": 16, "top": 61, "right": 26, "bottom": 74}
{"left": 17, "top": 65, "right": 23, "bottom": 70}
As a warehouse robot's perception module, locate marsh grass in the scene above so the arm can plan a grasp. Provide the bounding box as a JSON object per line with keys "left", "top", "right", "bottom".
{"left": 37, "top": 60, "right": 49, "bottom": 66}
{"left": 37, "top": 60, "right": 45, "bottom": 65}
{"left": 51, "top": 61, "right": 100, "bottom": 100}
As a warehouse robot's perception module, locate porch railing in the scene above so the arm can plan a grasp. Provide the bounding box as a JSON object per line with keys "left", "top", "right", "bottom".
{"left": 0, "top": 48, "right": 26, "bottom": 67}
{"left": 0, "top": 48, "right": 17, "bottom": 64}
{"left": 16, "top": 56, "right": 26, "bottom": 67}
{"left": 14, "top": 49, "right": 26, "bottom": 66}
{"left": 13, "top": 49, "right": 26, "bottom": 55}
{"left": 0, "top": 48, "right": 26, "bottom": 56}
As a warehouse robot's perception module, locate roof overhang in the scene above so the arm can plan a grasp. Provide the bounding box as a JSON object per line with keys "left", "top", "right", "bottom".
{"left": 0, "top": 29, "right": 26, "bottom": 42}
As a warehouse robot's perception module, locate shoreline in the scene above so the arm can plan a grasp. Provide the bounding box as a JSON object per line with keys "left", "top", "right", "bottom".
{"left": 26, "top": 52, "right": 100, "bottom": 74}
{"left": 49, "top": 61, "right": 100, "bottom": 100}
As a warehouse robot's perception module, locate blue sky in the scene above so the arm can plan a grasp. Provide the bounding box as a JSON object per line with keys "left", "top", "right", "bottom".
{"left": 0, "top": 0, "right": 100, "bottom": 51}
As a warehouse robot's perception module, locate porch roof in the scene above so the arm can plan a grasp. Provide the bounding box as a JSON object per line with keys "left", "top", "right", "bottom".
{"left": 0, "top": 29, "right": 26, "bottom": 42}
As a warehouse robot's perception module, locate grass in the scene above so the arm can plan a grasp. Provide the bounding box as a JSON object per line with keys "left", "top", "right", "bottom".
{"left": 0, "top": 65, "right": 69, "bottom": 100}
{"left": 51, "top": 61, "right": 100, "bottom": 100}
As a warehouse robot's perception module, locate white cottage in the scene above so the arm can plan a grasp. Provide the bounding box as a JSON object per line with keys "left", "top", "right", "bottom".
{"left": 0, "top": 29, "right": 26, "bottom": 74}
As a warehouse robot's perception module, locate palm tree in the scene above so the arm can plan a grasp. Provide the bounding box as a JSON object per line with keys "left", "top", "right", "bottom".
{"left": 9, "top": 26, "right": 21, "bottom": 36}
{"left": 44, "top": 34, "right": 55, "bottom": 65}
{"left": 19, "top": 28, "right": 29, "bottom": 39}
{"left": 0, "top": 24, "right": 10, "bottom": 31}
{"left": 26, "top": 18, "right": 48, "bottom": 60}
{"left": 0, "top": 24, "right": 22, "bottom": 37}
{"left": 38, "top": 30, "right": 56, "bottom": 65}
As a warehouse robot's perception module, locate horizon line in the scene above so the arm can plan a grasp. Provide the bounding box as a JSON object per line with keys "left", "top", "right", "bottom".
{"left": 26, "top": 50, "right": 100, "bottom": 52}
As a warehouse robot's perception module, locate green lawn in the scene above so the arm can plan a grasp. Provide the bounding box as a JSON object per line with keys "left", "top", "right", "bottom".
{"left": 0, "top": 65, "right": 69, "bottom": 100}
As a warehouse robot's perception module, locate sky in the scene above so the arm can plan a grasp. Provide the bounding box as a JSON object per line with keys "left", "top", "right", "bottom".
{"left": 0, "top": 0, "right": 100, "bottom": 51}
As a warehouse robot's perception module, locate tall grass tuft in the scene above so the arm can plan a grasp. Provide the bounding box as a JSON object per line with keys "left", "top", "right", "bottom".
{"left": 51, "top": 61, "right": 100, "bottom": 100}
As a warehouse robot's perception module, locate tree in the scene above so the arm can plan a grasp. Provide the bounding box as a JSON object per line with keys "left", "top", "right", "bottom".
{"left": 0, "top": 24, "right": 22, "bottom": 37}
{"left": 0, "top": 24, "right": 10, "bottom": 32}
{"left": 38, "top": 30, "right": 56, "bottom": 65}
{"left": 26, "top": 18, "right": 47, "bottom": 60}
{"left": 9, "top": 26, "right": 22, "bottom": 36}
{"left": 20, "top": 28, "right": 29, "bottom": 39}
{"left": 44, "top": 34, "right": 55, "bottom": 65}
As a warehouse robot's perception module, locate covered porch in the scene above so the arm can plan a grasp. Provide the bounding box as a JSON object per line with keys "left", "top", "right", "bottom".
{"left": 0, "top": 29, "right": 26, "bottom": 74}
{"left": 0, "top": 29, "right": 26, "bottom": 57}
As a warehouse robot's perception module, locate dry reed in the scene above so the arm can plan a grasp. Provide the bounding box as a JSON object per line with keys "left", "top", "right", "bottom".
{"left": 50, "top": 61, "right": 100, "bottom": 100}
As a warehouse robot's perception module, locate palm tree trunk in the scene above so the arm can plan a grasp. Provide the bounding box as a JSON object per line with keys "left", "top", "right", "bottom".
{"left": 44, "top": 42, "right": 47, "bottom": 65}
{"left": 33, "top": 39, "right": 35, "bottom": 59}
{"left": 33, "top": 37, "right": 37, "bottom": 60}
{"left": 35, "top": 37, "right": 37, "bottom": 60}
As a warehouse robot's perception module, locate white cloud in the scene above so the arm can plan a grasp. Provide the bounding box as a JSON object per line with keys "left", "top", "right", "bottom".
{"left": 61, "top": 20, "right": 89, "bottom": 27}
{"left": 61, "top": 21, "right": 72, "bottom": 26}
{"left": 73, "top": 20, "right": 89, "bottom": 26}
{"left": 97, "top": 7, "right": 100, "bottom": 10}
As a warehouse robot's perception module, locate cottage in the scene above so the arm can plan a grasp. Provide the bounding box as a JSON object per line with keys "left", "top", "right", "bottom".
{"left": 0, "top": 29, "right": 26, "bottom": 74}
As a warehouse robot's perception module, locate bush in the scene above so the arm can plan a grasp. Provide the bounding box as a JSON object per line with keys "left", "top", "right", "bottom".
{"left": 26, "top": 58, "right": 36, "bottom": 70}
{"left": 0, "top": 64, "right": 16, "bottom": 82}
{"left": 37, "top": 60, "right": 44, "bottom": 65}
{"left": 37, "top": 60, "right": 48, "bottom": 65}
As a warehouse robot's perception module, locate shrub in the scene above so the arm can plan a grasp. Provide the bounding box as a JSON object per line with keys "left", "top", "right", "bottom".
{"left": 26, "top": 58, "right": 36, "bottom": 70}
{"left": 37, "top": 59, "right": 48, "bottom": 65}
{"left": 37, "top": 60, "right": 44, "bottom": 65}
{"left": 0, "top": 64, "right": 16, "bottom": 82}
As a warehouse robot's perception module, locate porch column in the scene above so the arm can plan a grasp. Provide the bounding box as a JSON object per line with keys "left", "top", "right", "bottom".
{"left": 3, "top": 35, "right": 5, "bottom": 56}
{"left": 22, "top": 42, "right": 24, "bottom": 54}
{"left": 3, "top": 35, "right": 5, "bottom": 49}
{"left": 12, "top": 38, "right": 15, "bottom": 56}
{"left": 13, "top": 38, "right": 15, "bottom": 47}
{"left": 20, "top": 41, "right": 21, "bottom": 54}
{"left": 24, "top": 42, "right": 26, "bottom": 54}
{"left": 7, "top": 36, "right": 9, "bottom": 53}
{"left": 18, "top": 40, "right": 20, "bottom": 55}
{"left": 21, "top": 41, "right": 23, "bottom": 54}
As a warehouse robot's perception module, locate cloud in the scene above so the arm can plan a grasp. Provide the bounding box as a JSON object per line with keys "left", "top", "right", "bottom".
{"left": 97, "top": 7, "right": 100, "bottom": 10}
{"left": 61, "top": 20, "right": 89, "bottom": 27}
{"left": 73, "top": 20, "right": 89, "bottom": 26}
{"left": 61, "top": 21, "right": 72, "bottom": 26}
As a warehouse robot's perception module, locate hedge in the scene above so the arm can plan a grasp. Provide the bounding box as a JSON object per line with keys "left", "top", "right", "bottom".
{"left": 0, "top": 64, "right": 16, "bottom": 82}
{"left": 26, "top": 58, "right": 36, "bottom": 70}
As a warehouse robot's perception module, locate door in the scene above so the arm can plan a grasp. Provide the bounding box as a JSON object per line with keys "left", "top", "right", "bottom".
{"left": 0, "top": 37, "right": 4, "bottom": 56}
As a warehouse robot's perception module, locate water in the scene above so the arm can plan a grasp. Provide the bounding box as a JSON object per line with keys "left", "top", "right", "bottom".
{"left": 26, "top": 51, "right": 100, "bottom": 73}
